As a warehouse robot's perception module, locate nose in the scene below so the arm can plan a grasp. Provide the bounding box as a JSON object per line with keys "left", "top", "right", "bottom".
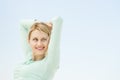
{"left": 37, "top": 41, "right": 43, "bottom": 46}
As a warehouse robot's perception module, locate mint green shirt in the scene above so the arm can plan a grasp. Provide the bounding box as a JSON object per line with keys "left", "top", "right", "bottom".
{"left": 14, "top": 17, "right": 63, "bottom": 80}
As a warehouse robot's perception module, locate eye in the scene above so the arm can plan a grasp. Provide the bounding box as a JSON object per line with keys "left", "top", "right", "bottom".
{"left": 33, "top": 38, "right": 38, "bottom": 41}
{"left": 41, "top": 38, "right": 47, "bottom": 42}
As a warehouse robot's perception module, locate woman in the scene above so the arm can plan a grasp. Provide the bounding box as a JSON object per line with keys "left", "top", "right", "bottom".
{"left": 14, "top": 17, "right": 63, "bottom": 80}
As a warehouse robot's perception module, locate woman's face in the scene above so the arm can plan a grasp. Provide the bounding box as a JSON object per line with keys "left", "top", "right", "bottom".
{"left": 28, "top": 29, "right": 50, "bottom": 58}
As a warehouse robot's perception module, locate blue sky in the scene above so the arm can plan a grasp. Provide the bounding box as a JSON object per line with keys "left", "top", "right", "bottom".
{"left": 0, "top": 0, "right": 120, "bottom": 80}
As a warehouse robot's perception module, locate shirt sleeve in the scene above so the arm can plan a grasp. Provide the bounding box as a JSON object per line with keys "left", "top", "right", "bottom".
{"left": 45, "top": 16, "right": 63, "bottom": 70}
{"left": 20, "top": 19, "right": 36, "bottom": 60}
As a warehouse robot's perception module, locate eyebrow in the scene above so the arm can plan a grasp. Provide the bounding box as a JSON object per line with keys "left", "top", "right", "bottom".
{"left": 32, "top": 37, "right": 48, "bottom": 39}
{"left": 41, "top": 37, "right": 48, "bottom": 39}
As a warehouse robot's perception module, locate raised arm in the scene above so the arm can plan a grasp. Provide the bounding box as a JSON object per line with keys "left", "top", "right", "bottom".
{"left": 46, "top": 17, "right": 63, "bottom": 69}
{"left": 20, "top": 19, "right": 36, "bottom": 60}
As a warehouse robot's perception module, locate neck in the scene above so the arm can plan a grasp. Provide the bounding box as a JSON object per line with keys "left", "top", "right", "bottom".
{"left": 32, "top": 54, "right": 45, "bottom": 61}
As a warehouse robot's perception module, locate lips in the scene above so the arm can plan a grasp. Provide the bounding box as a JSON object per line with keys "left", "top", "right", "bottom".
{"left": 35, "top": 47, "right": 45, "bottom": 50}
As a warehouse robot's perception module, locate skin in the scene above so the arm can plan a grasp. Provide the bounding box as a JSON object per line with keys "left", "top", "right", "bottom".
{"left": 28, "top": 29, "right": 50, "bottom": 61}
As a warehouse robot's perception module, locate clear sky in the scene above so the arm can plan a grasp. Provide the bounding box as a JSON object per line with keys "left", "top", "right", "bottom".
{"left": 0, "top": 0, "right": 120, "bottom": 80}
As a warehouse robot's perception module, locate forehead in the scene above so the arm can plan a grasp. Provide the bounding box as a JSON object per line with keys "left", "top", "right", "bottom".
{"left": 30, "top": 29, "right": 49, "bottom": 38}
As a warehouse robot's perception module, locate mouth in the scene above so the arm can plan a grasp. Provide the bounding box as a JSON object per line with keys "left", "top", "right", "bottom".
{"left": 35, "top": 47, "right": 45, "bottom": 51}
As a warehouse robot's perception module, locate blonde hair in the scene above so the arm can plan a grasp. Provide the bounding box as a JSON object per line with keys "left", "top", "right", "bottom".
{"left": 28, "top": 22, "right": 52, "bottom": 40}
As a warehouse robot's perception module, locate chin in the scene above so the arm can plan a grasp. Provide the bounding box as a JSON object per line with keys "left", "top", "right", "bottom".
{"left": 36, "top": 51, "right": 45, "bottom": 55}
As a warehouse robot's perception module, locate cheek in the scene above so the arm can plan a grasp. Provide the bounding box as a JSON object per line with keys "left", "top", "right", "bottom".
{"left": 44, "top": 41, "right": 49, "bottom": 48}
{"left": 29, "top": 41, "right": 36, "bottom": 48}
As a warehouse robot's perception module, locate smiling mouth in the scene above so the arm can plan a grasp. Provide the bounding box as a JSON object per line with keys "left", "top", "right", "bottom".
{"left": 36, "top": 47, "right": 45, "bottom": 50}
